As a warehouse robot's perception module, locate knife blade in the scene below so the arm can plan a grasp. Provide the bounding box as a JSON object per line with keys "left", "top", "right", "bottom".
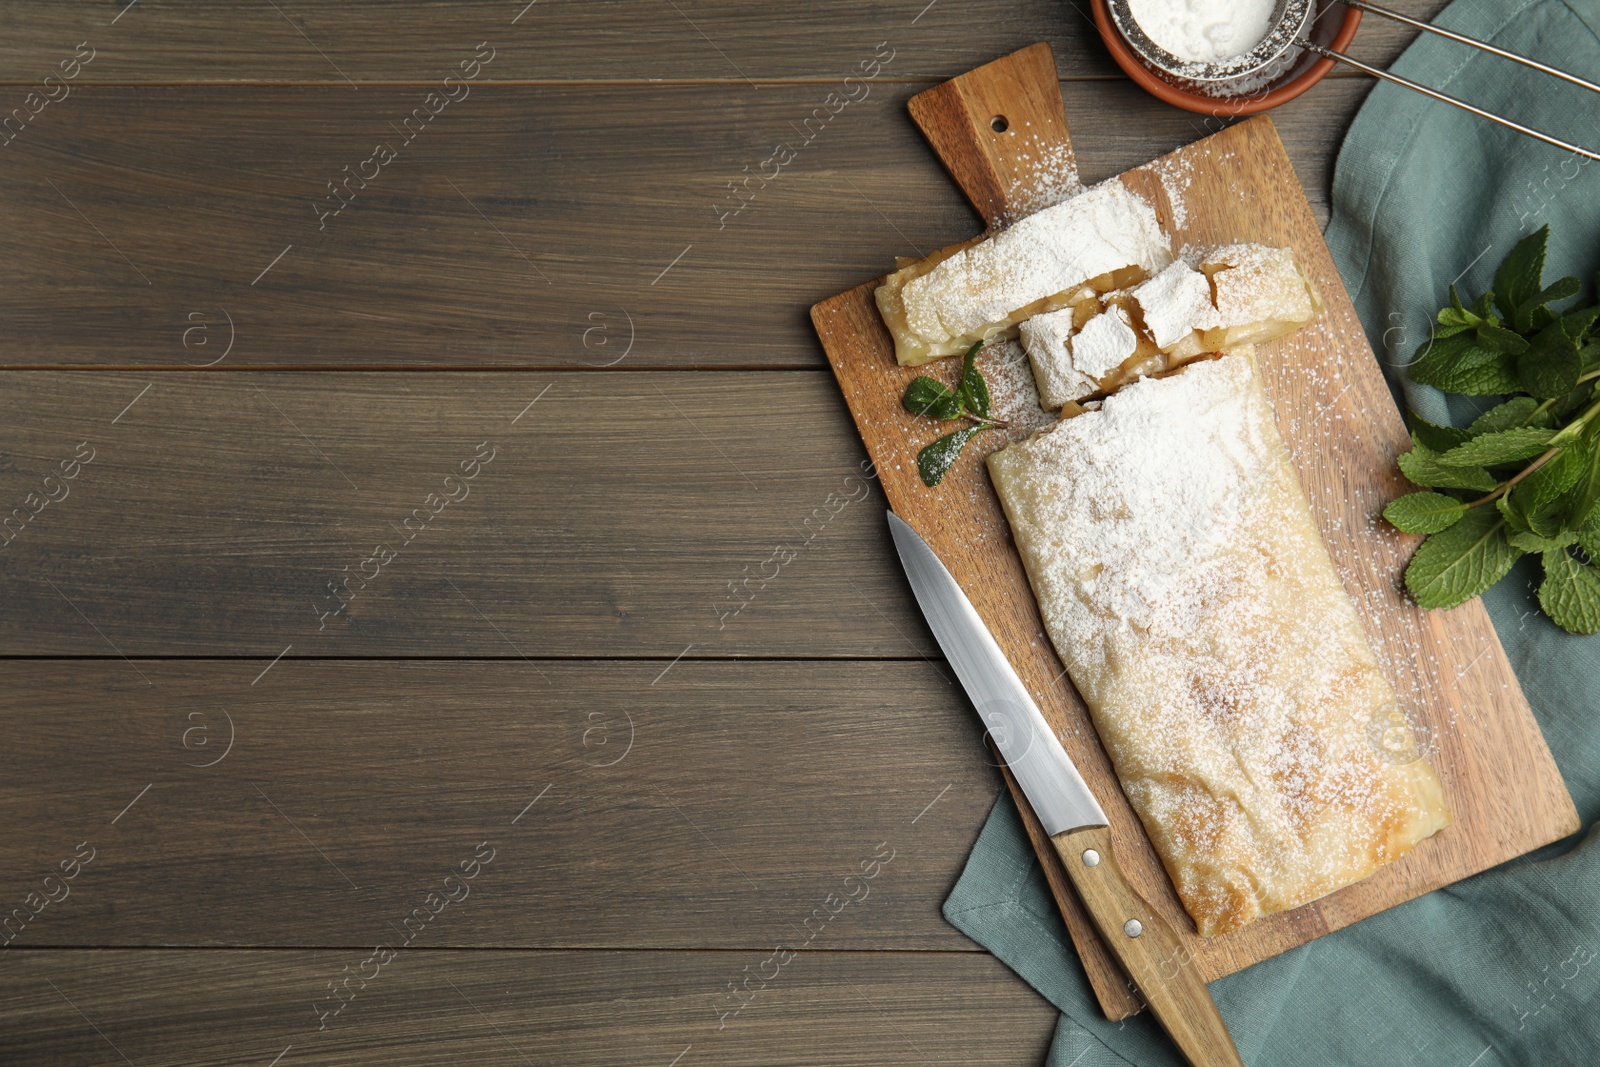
{"left": 886, "top": 510, "right": 1243, "bottom": 1067}
{"left": 887, "top": 511, "right": 1106, "bottom": 835}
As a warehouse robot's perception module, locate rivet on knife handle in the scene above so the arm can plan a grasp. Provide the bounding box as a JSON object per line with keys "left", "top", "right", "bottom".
{"left": 1053, "top": 825, "right": 1244, "bottom": 1067}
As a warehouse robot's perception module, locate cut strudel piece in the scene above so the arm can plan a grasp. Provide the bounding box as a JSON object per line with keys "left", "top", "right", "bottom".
{"left": 1161, "top": 243, "right": 1323, "bottom": 360}
{"left": 1129, "top": 259, "right": 1215, "bottom": 350}
{"left": 875, "top": 179, "right": 1170, "bottom": 366}
{"left": 1017, "top": 244, "right": 1322, "bottom": 409}
{"left": 987, "top": 353, "right": 1450, "bottom": 936}
{"left": 1020, "top": 299, "right": 1160, "bottom": 409}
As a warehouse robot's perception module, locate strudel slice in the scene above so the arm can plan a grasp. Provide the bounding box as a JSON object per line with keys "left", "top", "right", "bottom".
{"left": 1020, "top": 299, "right": 1162, "bottom": 409}
{"left": 1162, "top": 244, "right": 1323, "bottom": 360}
{"left": 1019, "top": 244, "right": 1322, "bottom": 409}
{"left": 987, "top": 353, "right": 1450, "bottom": 936}
{"left": 875, "top": 179, "right": 1170, "bottom": 366}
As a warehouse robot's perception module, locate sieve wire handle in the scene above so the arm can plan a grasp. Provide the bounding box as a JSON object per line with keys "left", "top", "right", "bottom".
{"left": 1346, "top": 0, "right": 1600, "bottom": 97}
{"left": 1299, "top": 40, "right": 1600, "bottom": 162}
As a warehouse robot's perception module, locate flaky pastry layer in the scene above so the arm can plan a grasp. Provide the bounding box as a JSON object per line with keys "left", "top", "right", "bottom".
{"left": 874, "top": 180, "right": 1170, "bottom": 366}
{"left": 987, "top": 354, "right": 1449, "bottom": 936}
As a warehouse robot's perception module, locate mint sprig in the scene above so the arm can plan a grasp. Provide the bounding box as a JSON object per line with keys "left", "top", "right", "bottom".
{"left": 1389, "top": 226, "right": 1600, "bottom": 633}
{"left": 901, "top": 341, "right": 1007, "bottom": 487}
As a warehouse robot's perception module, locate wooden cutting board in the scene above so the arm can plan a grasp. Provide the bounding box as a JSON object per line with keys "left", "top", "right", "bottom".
{"left": 810, "top": 43, "right": 1580, "bottom": 1021}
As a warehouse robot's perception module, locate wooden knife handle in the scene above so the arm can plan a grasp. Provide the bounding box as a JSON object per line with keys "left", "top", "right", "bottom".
{"left": 1052, "top": 826, "right": 1244, "bottom": 1067}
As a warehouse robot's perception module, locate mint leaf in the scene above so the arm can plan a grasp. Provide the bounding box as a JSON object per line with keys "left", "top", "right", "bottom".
{"left": 1406, "top": 331, "right": 1471, "bottom": 382}
{"left": 1398, "top": 446, "right": 1499, "bottom": 492}
{"left": 1404, "top": 509, "right": 1524, "bottom": 610}
{"left": 1408, "top": 332, "right": 1521, "bottom": 395}
{"left": 1538, "top": 549, "right": 1600, "bottom": 634}
{"left": 956, "top": 343, "right": 990, "bottom": 420}
{"left": 1467, "top": 396, "right": 1549, "bottom": 436}
{"left": 1435, "top": 285, "right": 1484, "bottom": 337}
{"left": 1517, "top": 275, "right": 1581, "bottom": 333}
{"left": 1477, "top": 321, "right": 1530, "bottom": 355}
{"left": 1517, "top": 319, "right": 1582, "bottom": 398}
{"left": 1562, "top": 436, "right": 1600, "bottom": 532}
{"left": 1521, "top": 445, "right": 1589, "bottom": 519}
{"left": 1510, "top": 529, "right": 1578, "bottom": 553}
{"left": 1468, "top": 289, "right": 1497, "bottom": 323}
{"left": 1562, "top": 304, "right": 1600, "bottom": 345}
{"left": 1552, "top": 383, "right": 1596, "bottom": 426}
{"left": 902, "top": 376, "right": 961, "bottom": 420}
{"left": 910, "top": 342, "right": 997, "bottom": 487}
{"left": 1383, "top": 492, "right": 1467, "bottom": 534}
{"left": 1498, "top": 493, "right": 1535, "bottom": 536}
{"left": 1583, "top": 340, "right": 1600, "bottom": 375}
{"left": 1510, "top": 482, "right": 1569, "bottom": 540}
{"left": 1376, "top": 228, "right": 1600, "bottom": 630}
{"left": 1414, "top": 331, "right": 1510, "bottom": 395}
{"left": 1580, "top": 513, "right": 1600, "bottom": 560}
{"left": 1494, "top": 226, "right": 1548, "bottom": 327}
{"left": 916, "top": 426, "right": 981, "bottom": 487}
{"left": 1439, "top": 427, "right": 1558, "bottom": 467}
{"left": 1409, "top": 412, "right": 1473, "bottom": 453}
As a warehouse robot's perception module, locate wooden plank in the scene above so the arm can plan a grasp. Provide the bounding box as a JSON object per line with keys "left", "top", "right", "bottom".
{"left": 0, "top": 371, "right": 942, "bottom": 657}
{"left": 0, "top": 79, "right": 1368, "bottom": 369}
{"left": 0, "top": 948, "right": 1056, "bottom": 1066}
{"left": 0, "top": 0, "right": 1445, "bottom": 84}
{"left": 813, "top": 89, "right": 1578, "bottom": 1016}
{"left": 0, "top": 658, "right": 1003, "bottom": 949}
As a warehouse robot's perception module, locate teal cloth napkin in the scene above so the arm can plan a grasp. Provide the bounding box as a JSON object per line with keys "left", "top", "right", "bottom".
{"left": 943, "top": 2, "right": 1600, "bottom": 1063}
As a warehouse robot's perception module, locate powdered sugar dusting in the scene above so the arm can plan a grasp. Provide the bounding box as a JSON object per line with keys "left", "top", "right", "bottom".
{"left": 1130, "top": 260, "right": 1216, "bottom": 348}
{"left": 992, "top": 356, "right": 1272, "bottom": 636}
{"left": 1005, "top": 130, "right": 1086, "bottom": 222}
{"left": 1144, "top": 152, "right": 1195, "bottom": 231}
{"left": 1070, "top": 305, "right": 1140, "bottom": 380}
{"left": 987, "top": 354, "right": 1449, "bottom": 935}
{"left": 901, "top": 179, "right": 1171, "bottom": 344}
{"left": 1206, "top": 243, "right": 1315, "bottom": 326}
{"left": 1018, "top": 305, "right": 1091, "bottom": 408}
{"left": 979, "top": 339, "right": 1057, "bottom": 436}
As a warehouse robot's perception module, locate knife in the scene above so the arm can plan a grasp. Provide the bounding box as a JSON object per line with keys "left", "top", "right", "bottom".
{"left": 887, "top": 510, "right": 1243, "bottom": 1067}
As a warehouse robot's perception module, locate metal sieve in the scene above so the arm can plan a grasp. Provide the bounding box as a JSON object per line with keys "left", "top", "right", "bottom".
{"left": 1108, "top": 0, "right": 1600, "bottom": 161}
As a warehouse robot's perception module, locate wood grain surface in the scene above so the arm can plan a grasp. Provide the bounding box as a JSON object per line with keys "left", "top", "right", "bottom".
{"left": 0, "top": 949, "right": 1056, "bottom": 1066}
{"left": 0, "top": 0, "right": 1444, "bottom": 83}
{"left": 811, "top": 49, "right": 1579, "bottom": 1019}
{"left": 907, "top": 43, "right": 1082, "bottom": 224}
{"left": 0, "top": 371, "right": 934, "bottom": 657}
{"left": 0, "top": 1, "right": 1539, "bottom": 1063}
{"left": 0, "top": 658, "right": 998, "bottom": 949}
{"left": 0, "top": 80, "right": 1375, "bottom": 369}
{"left": 1054, "top": 826, "right": 1242, "bottom": 1067}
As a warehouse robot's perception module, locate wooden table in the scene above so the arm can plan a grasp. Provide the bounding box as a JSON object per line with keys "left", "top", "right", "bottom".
{"left": 0, "top": 3, "right": 1445, "bottom": 1063}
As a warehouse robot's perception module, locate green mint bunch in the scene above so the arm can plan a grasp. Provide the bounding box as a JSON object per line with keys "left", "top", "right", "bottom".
{"left": 902, "top": 341, "right": 1007, "bottom": 487}
{"left": 1386, "top": 226, "right": 1600, "bottom": 634}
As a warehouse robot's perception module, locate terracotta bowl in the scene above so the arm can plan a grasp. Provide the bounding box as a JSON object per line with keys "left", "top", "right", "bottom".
{"left": 1089, "top": 0, "right": 1364, "bottom": 116}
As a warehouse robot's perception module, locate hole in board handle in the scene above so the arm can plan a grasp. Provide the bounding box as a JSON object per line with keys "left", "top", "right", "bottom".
{"left": 990, "top": 115, "right": 1009, "bottom": 133}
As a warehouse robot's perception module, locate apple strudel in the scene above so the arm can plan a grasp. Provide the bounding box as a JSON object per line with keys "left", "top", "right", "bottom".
{"left": 986, "top": 353, "right": 1450, "bottom": 936}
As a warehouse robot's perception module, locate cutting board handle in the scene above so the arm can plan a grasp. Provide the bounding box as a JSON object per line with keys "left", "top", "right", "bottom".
{"left": 906, "top": 41, "right": 1081, "bottom": 229}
